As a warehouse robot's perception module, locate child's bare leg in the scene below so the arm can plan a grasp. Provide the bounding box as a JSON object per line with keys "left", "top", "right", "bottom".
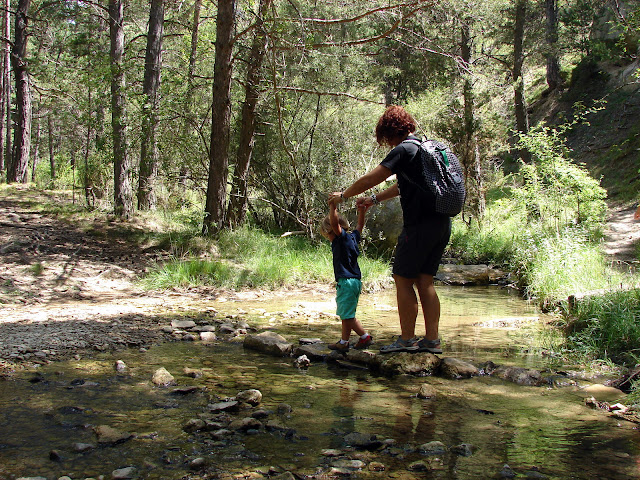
{"left": 342, "top": 318, "right": 365, "bottom": 340}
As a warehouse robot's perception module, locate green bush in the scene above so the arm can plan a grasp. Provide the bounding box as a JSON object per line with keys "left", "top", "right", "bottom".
{"left": 564, "top": 288, "right": 640, "bottom": 365}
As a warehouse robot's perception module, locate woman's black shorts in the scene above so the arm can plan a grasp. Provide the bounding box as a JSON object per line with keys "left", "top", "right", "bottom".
{"left": 392, "top": 217, "right": 451, "bottom": 278}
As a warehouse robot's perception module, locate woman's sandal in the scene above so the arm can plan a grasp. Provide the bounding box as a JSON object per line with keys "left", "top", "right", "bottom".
{"left": 416, "top": 338, "right": 442, "bottom": 354}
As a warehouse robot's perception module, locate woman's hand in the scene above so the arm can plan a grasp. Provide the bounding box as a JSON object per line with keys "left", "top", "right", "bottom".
{"left": 328, "top": 192, "right": 344, "bottom": 206}
{"left": 356, "top": 196, "right": 374, "bottom": 208}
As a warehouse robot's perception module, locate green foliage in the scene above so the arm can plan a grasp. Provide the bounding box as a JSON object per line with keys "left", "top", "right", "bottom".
{"left": 563, "top": 288, "right": 640, "bottom": 365}
{"left": 142, "top": 226, "right": 391, "bottom": 290}
{"left": 513, "top": 229, "right": 617, "bottom": 303}
{"left": 515, "top": 116, "right": 607, "bottom": 236}
{"left": 448, "top": 200, "right": 521, "bottom": 265}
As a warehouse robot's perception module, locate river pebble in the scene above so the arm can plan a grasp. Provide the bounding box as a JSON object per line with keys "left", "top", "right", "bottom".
{"left": 151, "top": 367, "right": 175, "bottom": 386}
{"left": 111, "top": 466, "right": 136, "bottom": 479}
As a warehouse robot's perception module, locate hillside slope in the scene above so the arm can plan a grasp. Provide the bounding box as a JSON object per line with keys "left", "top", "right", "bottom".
{"left": 533, "top": 57, "right": 640, "bottom": 263}
{"left": 544, "top": 58, "right": 640, "bottom": 204}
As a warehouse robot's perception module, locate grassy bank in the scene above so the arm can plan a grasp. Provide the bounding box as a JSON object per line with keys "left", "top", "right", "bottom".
{"left": 141, "top": 226, "right": 392, "bottom": 291}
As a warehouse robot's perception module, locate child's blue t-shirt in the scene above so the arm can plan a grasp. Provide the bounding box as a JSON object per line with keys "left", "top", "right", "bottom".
{"left": 331, "top": 229, "right": 361, "bottom": 282}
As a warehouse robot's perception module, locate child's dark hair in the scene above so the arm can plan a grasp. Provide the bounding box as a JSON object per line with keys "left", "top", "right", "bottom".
{"left": 375, "top": 105, "right": 416, "bottom": 146}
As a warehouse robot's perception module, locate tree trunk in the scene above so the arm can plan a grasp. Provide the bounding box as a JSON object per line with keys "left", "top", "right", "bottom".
{"left": 8, "top": 0, "right": 32, "bottom": 184}
{"left": 188, "top": 0, "right": 201, "bottom": 94}
{"left": 138, "top": 0, "right": 164, "bottom": 210}
{"left": 545, "top": 0, "right": 562, "bottom": 91}
{"left": 109, "top": 0, "right": 133, "bottom": 218}
{"left": 226, "top": 0, "right": 272, "bottom": 228}
{"left": 31, "top": 116, "right": 40, "bottom": 181}
{"left": 203, "top": 0, "right": 236, "bottom": 234}
{"left": 47, "top": 114, "right": 55, "bottom": 179}
{"left": 513, "top": 0, "right": 530, "bottom": 162}
{"left": 84, "top": 86, "right": 94, "bottom": 207}
{"left": 177, "top": 0, "right": 201, "bottom": 191}
{"left": 3, "top": 0, "right": 10, "bottom": 178}
{"left": 460, "top": 22, "right": 485, "bottom": 221}
{"left": 0, "top": 0, "right": 9, "bottom": 177}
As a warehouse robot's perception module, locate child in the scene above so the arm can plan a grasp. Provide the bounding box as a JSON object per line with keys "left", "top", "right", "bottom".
{"left": 320, "top": 199, "right": 373, "bottom": 352}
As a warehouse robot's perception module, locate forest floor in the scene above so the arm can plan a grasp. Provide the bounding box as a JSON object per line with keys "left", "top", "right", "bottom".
{"left": 0, "top": 186, "right": 638, "bottom": 372}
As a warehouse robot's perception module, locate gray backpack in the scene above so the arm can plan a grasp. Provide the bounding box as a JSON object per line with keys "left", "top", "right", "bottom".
{"left": 400, "top": 138, "right": 466, "bottom": 217}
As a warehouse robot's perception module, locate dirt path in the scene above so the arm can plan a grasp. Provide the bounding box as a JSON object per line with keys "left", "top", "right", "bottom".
{"left": 602, "top": 204, "right": 640, "bottom": 266}
{"left": 0, "top": 191, "right": 225, "bottom": 368}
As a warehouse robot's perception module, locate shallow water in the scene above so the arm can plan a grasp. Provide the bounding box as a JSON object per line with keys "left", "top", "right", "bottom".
{"left": 1, "top": 286, "right": 638, "bottom": 479}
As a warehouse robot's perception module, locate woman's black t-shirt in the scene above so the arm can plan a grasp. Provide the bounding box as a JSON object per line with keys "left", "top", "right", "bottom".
{"left": 379, "top": 134, "right": 445, "bottom": 226}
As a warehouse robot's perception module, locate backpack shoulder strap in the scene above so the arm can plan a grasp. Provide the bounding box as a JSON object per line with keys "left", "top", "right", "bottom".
{"left": 423, "top": 139, "right": 450, "bottom": 167}
{"left": 401, "top": 137, "right": 422, "bottom": 148}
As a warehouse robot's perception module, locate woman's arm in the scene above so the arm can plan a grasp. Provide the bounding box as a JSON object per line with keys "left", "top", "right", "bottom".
{"left": 357, "top": 183, "right": 399, "bottom": 208}
{"left": 329, "top": 164, "right": 392, "bottom": 205}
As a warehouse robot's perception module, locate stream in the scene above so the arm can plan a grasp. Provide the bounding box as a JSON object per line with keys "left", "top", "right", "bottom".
{"left": 0, "top": 286, "right": 638, "bottom": 479}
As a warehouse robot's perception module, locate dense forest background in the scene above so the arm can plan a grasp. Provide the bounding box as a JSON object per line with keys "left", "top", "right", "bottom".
{"left": 0, "top": 0, "right": 639, "bottom": 239}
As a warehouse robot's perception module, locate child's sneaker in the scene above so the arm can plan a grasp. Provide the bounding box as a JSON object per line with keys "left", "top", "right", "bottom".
{"left": 379, "top": 336, "right": 419, "bottom": 353}
{"left": 353, "top": 334, "right": 373, "bottom": 350}
{"left": 328, "top": 341, "right": 349, "bottom": 352}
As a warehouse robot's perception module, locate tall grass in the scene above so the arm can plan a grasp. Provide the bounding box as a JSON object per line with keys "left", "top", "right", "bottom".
{"left": 563, "top": 288, "right": 640, "bottom": 365}
{"left": 142, "top": 226, "right": 391, "bottom": 291}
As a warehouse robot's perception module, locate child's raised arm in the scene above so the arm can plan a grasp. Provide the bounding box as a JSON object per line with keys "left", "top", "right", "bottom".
{"left": 329, "top": 200, "right": 342, "bottom": 236}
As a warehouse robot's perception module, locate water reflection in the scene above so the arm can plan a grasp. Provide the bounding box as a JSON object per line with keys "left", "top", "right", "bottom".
{"left": 0, "top": 287, "right": 638, "bottom": 479}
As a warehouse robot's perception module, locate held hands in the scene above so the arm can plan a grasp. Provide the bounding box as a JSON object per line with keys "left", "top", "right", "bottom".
{"left": 357, "top": 202, "right": 371, "bottom": 212}
{"left": 328, "top": 192, "right": 377, "bottom": 209}
{"left": 328, "top": 192, "right": 344, "bottom": 206}
{"left": 356, "top": 196, "right": 374, "bottom": 209}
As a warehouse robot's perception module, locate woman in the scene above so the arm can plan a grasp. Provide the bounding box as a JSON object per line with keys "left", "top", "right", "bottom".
{"left": 328, "top": 105, "right": 450, "bottom": 354}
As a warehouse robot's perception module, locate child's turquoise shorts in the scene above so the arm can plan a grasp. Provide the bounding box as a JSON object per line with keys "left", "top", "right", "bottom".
{"left": 335, "top": 277, "right": 362, "bottom": 320}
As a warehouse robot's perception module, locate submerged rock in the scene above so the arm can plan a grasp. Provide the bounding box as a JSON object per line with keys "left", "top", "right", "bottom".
{"left": 152, "top": 367, "right": 175, "bottom": 387}
{"left": 451, "top": 443, "right": 475, "bottom": 456}
{"left": 94, "top": 425, "right": 133, "bottom": 445}
{"left": 235, "top": 389, "right": 262, "bottom": 406}
{"left": 418, "top": 441, "right": 447, "bottom": 455}
{"left": 71, "top": 442, "right": 95, "bottom": 452}
{"left": 243, "top": 331, "right": 293, "bottom": 357}
{"left": 417, "top": 383, "right": 438, "bottom": 399}
{"left": 436, "top": 264, "right": 507, "bottom": 286}
{"left": 228, "top": 416, "right": 262, "bottom": 432}
{"left": 438, "top": 357, "right": 479, "bottom": 379}
{"left": 343, "top": 432, "right": 382, "bottom": 450}
{"left": 111, "top": 466, "right": 137, "bottom": 479}
{"left": 491, "top": 366, "right": 545, "bottom": 386}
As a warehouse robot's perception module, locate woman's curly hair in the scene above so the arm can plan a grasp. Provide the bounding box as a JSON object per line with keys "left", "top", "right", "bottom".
{"left": 375, "top": 105, "right": 416, "bottom": 146}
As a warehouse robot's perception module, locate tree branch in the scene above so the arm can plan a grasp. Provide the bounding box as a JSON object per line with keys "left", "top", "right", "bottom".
{"left": 276, "top": 86, "right": 384, "bottom": 105}
{"left": 293, "top": 1, "right": 427, "bottom": 25}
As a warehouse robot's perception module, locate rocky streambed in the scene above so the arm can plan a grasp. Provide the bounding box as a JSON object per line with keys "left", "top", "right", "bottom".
{"left": 2, "top": 307, "right": 638, "bottom": 480}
